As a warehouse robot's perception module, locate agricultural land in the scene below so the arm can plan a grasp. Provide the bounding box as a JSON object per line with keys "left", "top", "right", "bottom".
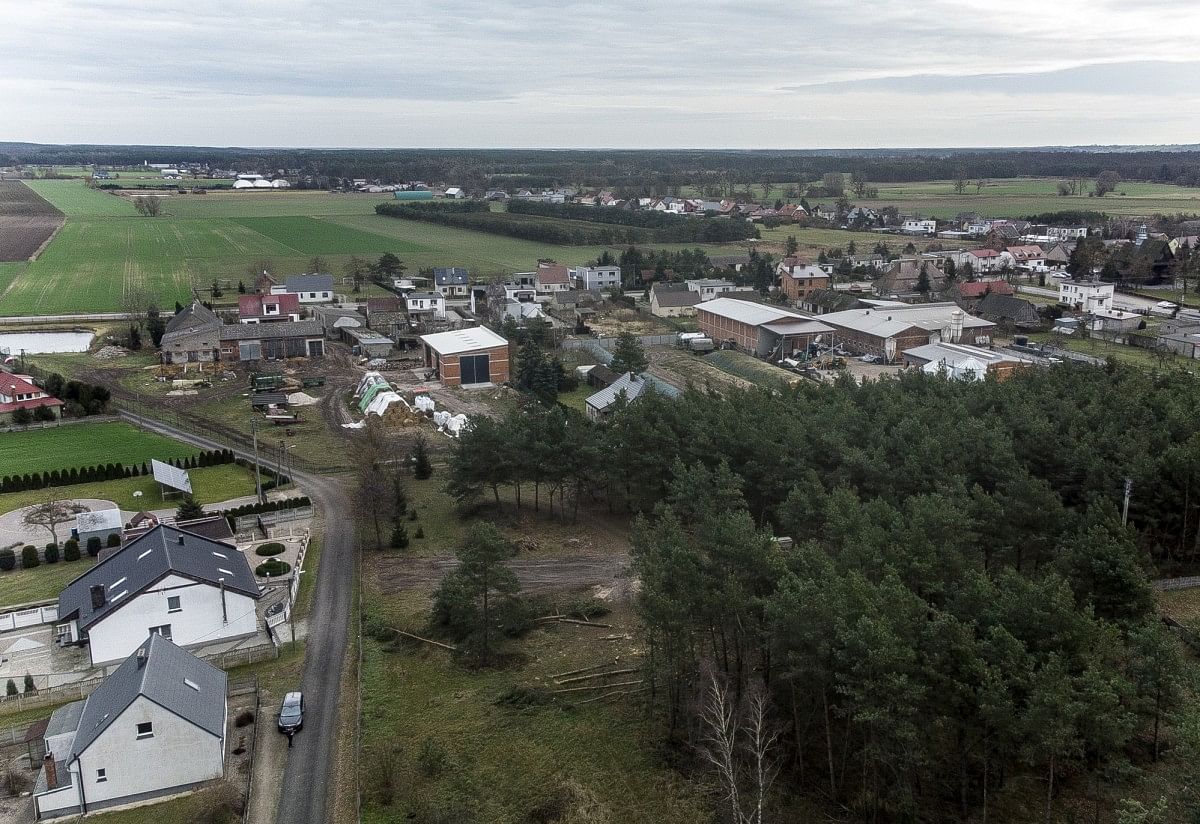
{"left": 0, "top": 181, "right": 63, "bottom": 262}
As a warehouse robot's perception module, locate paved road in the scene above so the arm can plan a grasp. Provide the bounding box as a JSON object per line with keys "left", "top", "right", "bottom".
{"left": 118, "top": 412, "right": 353, "bottom": 824}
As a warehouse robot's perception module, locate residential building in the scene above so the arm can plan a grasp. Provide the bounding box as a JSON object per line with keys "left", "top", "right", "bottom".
{"left": 1005, "top": 245, "right": 1046, "bottom": 269}
{"left": 585, "top": 372, "right": 651, "bottom": 421}
{"left": 271, "top": 274, "right": 333, "bottom": 304}
{"left": 420, "top": 326, "right": 510, "bottom": 387}
{"left": 56, "top": 524, "right": 260, "bottom": 667}
{"left": 1058, "top": 279, "right": 1114, "bottom": 312}
{"left": 901, "top": 218, "right": 937, "bottom": 235}
{"left": 237, "top": 293, "right": 300, "bottom": 324}
{"left": 33, "top": 635, "right": 227, "bottom": 819}
{"left": 849, "top": 254, "right": 889, "bottom": 272}
{"left": 1088, "top": 308, "right": 1142, "bottom": 335}
{"left": 1047, "top": 226, "right": 1089, "bottom": 241}
{"left": 902, "top": 342, "right": 1032, "bottom": 381}
{"left": 405, "top": 292, "right": 446, "bottom": 320}
{"left": 0, "top": 372, "right": 62, "bottom": 421}
{"left": 159, "top": 301, "right": 221, "bottom": 365}
{"left": 798, "top": 288, "right": 862, "bottom": 315}
{"left": 696, "top": 298, "right": 833, "bottom": 359}
{"left": 778, "top": 262, "right": 830, "bottom": 302}
{"left": 649, "top": 284, "right": 701, "bottom": 317}
{"left": 818, "top": 302, "right": 995, "bottom": 361}
{"left": 218, "top": 321, "right": 325, "bottom": 361}
{"left": 974, "top": 292, "right": 1042, "bottom": 330}
{"left": 535, "top": 264, "right": 572, "bottom": 294}
{"left": 685, "top": 278, "right": 735, "bottom": 302}
{"left": 433, "top": 267, "right": 471, "bottom": 299}
{"left": 955, "top": 248, "right": 1014, "bottom": 274}
{"left": 953, "top": 280, "right": 1014, "bottom": 312}
{"left": 570, "top": 265, "right": 621, "bottom": 291}
{"left": 875, "top": 258, "right": 945, "bottom": 295}
{"left": 709, "top": 254, "right": 751, "bottom": 272}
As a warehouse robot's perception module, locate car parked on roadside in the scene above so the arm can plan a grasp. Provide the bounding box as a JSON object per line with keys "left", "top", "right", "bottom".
{"left": 278, "top": 691, "right": 304, "bottom": 734}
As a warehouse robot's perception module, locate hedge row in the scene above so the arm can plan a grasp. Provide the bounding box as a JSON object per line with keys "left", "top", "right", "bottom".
{"left": 222, "top": 496, "right": 312, "bottom": 529}
{"left": 0, "top": 449, "right": 235, "bottom": 493}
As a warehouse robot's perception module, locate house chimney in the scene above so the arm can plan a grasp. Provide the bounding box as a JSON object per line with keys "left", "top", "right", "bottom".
{"left": 177, "top": 535, "right": 185, "bottom": 545}
{"left": 137, "top": 648, "right": 147, "bottom": 668}
{"left": 90, "top": 585, "right": 106, "bottom": 610}
{"left": 43, "top": 753, "right": 57, "bottom": 788}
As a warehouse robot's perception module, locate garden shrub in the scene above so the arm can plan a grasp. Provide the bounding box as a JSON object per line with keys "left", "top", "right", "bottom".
{"left": 63, "top": 539, "right": 80, "bottom": 562}
{"left": 86, "top": 537, "right": 102, "bottom": 557}
{"left": 21, "top": 545, "right": 39, "bottom": 569}
{"left": 255, "top": 542, "right": 285, "bottom": 557}
{"left": 106, "top": 533, "right": 121, "bottom": 548}
{"left": 255, "top": 559, "right": 291, "bottom": 577}
{"left": 44, "top": 544, "right": 59, "bottom": 564}
{"left": 0, "top": 549, "right": 14, "bottom": 572}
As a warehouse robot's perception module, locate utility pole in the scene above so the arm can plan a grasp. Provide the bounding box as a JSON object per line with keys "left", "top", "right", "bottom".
{"left": 1122, "top": 477, "right": 1133, "bottom": 526}
{"left": 251, "top": 405, "right": 264, "bottom": 504}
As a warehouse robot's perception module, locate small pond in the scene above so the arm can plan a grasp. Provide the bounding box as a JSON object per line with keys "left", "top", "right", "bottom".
{"left": 0, "top": 330, "right": 94, "bottom": 355}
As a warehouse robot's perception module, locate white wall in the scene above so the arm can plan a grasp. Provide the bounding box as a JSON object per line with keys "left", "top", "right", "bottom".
{"left": 76, "top": 695, "right": 224, "bottom": 807}
{"left": 86, "top": 575, "right": 258, "bottom": 666}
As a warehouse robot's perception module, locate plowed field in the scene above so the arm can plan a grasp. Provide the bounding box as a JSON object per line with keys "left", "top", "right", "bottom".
{"left": 0, "top": 181, "right": 63, "bottom": 261}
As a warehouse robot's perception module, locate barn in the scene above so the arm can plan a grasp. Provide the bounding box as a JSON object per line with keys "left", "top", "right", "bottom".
{"left": 420, "top": 326, "right": 510, "bottom": 388}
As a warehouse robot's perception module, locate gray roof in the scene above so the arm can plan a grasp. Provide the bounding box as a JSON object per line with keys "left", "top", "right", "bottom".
{"left": 407, "top": 292, "right": 442, "bottom": 301}
{"left": 586, "top": 372, "right": 650, "bottom": 411}
{"left": 59, "top": 524, "right": 259, "bottom": 631}
{"left": 433, "top": 267, "right": 469, "bottom": 285}
{"left": 69, "top": 634, "right": 226, "bottom": 763}
{"left": 46, "top": 700, "right": 85, "bottom": 739}
{"left": 161, "top": 301, "right": 220, "bottom": 346}
{"left": 219, "top": 320, "right": 325, "bottom": 341}
{"left": 284, "top": 274, "right": 334, "bottom": 293}
{"left": 652, "top": 285, "right": 701, "bottom": 308}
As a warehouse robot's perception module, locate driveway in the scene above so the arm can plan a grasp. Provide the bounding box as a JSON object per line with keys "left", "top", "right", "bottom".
{"left": 0, "top": 499, "right": 118, "bottom": 548}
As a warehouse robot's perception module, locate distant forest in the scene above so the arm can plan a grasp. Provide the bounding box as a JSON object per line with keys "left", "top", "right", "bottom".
{"left": 4, "top": 143, "right": 1200, "bottom": 190}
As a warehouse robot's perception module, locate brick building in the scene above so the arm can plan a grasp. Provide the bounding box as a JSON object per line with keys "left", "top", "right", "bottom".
{"left": 696, "top": 298, "right": 833, "bottom": 359}
{"left": 818, "top": 302, "right": 995, "bottom": 362}
{"left": 420, "top": 326, "right": 511, "bottom": 387}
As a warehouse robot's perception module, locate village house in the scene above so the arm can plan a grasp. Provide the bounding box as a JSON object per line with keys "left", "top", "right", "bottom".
{"left": 159, "top": 301, "right": 221, "bottom": 365}
{"left": 777, "top": 259, "right": 830, "bottom": 302}
{"left": 974, "top": 292, "right": 1042, "bottom": 330}
{"left": 237, "top": 293, "right": 301, "bottom": 324}
{"left": 0, "top": 372, "right": 63, "bottom": 422}
{"left": 955, "top": 248, "right": 1014, "bottom": 274}
{"left": 818, "top": 303, "right": 995, "bottom": 362}
{"left": 585, "top": 372, "right": 652, "bottom": 421}
{"left": 901, "top": 218, "right": 937, "bottom": 235}
{"left": 1047, "top": 226, "right": 1089, "bottom": 241}
{"left": 420, "top": 326, "right": 510, "bottom": 387}
{"left": 433, "top": 267, "right": 471, "bottom": 299}
{"left": 569, "top": 265, "right": 621, "bottom": 291}
{"left": 1005, "top": 245, "right": 1046, "bottom": 270}
{"left": 696, "top": 298, "right": 834, "bottom": 359}
{"left": 649, "top": 284, "right": 701, "bottom": 317}
{"left": 33, "top": 635, "right": 227, "bottom": 819}
{"left": 535, "top": 264, "right": 572, "bottom": 294}
{"left": 404, "top": 291, "right": 446, "bottom": 320}
{"left": 685, "top": 278, "right": 735, "bottom": 301}
{"left": 271, "top": 274, "right": 333, "bottom": 304}
{"left": 1058, "top": 279, "right": 1114, "bottom": 312}
{"left": 875, "top": 258, "right": 945, "bottom": 295}
{"left": 56, "top": 524, "right": 261, "bottom": 667}
{"left": 952, "top": 280, "right": 1014, "bottom": 312}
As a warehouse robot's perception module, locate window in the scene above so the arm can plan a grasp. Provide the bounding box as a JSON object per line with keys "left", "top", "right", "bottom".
{"left": 136, "top": 722, "right": 153, "bottom": 739}
{"left": 167, "top": 595, "right": 181, "bottom": 613}
{"left": 96, "top": 768, "right": 107, "bottom": 782}
{"left": 149, "top": 624, "right": 172, "bottom": 639}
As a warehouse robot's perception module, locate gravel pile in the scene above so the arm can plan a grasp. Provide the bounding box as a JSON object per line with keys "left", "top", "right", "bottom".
{"left": 94, "top": 345, "right": 129, "bottom": 359}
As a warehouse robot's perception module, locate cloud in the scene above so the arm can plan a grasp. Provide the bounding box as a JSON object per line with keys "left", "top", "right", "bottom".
{"left": 1, "top": 0, "right": 1198, "bottom": 147}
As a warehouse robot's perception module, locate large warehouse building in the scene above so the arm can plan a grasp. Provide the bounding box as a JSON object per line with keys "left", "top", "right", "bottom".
{"left": 696, "top": 298, "right": 833, "bottom": 359}
{"left": 818, "top": 302, "right": 995, "bottom": 362}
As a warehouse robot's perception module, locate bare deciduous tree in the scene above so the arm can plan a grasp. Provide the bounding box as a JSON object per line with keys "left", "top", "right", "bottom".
{"left": 24, "top": 501, "right": 87, "bottom": 545}
{"left": 697, "top": 667, "right": 782, "bottom": 824}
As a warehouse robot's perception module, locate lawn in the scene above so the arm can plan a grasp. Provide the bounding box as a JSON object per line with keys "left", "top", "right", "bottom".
{"left": 1026, "top": 332, "right": 1185, "bottom": 370}
{"left": 0, "top": 421, "right": 198, "bottom": 476}
{"left": 0, "top": 558, "right": 92, "bottom": 607}
{"left": 0, "top": 463, "right": 258, "bottom": 516}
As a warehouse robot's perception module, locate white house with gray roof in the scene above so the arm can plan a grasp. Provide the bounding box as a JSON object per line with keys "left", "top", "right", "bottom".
{"left": 34, "top": 634, "right": 227, "bottom": 819}
{"left": 272, "top": 273, "right": 334, "bottom": 303}
{"left": 56, "top": 525, "right": 260, "bottom": 667}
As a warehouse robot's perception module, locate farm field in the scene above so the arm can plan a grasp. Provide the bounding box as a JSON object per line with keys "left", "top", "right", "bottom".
{"left": 0, "top": 421, "right": 198, "bottom": 475}
{"left": 23, "top": 179, "right": 135, "bottom": 217}
{"left": 0, "top": 181, "right": 63, "bottom": 261}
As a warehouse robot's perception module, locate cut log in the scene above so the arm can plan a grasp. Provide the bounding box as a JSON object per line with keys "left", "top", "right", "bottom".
{"left": 556, "top": 618, "right": 613, "bottom": 628}
{"left": 549, "top": 662, "right": 614, "bottom": 680}
{"left": 555, "top": 667, "right": 640, "bottom": 686}
{"left": 577, "top": 687, "right": 649, "bottom": 705}
{"left": 388, "top": 627, "right": 456, "bottom": 651}
{"left": 551, "top": 679, "right": 643, "bottom": 694}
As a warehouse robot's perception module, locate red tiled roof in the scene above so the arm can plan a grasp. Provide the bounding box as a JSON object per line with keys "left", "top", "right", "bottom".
{"left": 958, "top": 281, "right": 1014, "bottom": 298}
{"left": 0, "top": 396, "right": 62, "bottom": 414}
{"left": 536, "top": 265, "right": 570, "bottom": 285}
{"left": 0, "top": 372, "right": 41, "bottom": 397}
{"left": 238, "top": 293, "right": 300, "bottom": 318}
{"left": 970, "top": 248, "right": 1002, "bottom": 258}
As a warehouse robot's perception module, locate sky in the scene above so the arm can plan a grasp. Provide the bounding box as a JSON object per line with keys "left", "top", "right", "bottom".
{"left": 2, "top": 0, "right": 1199, "bottom": 149}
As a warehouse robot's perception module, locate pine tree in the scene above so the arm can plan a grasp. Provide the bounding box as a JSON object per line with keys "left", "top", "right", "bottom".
{"left": 413, "top": 434, "right": 433, "bottom": 480}
{"left": 609, "top": 332, "right": 648, "bottom": 375}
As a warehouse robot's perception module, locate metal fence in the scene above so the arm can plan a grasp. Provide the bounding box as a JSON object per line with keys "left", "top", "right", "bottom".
{"left": 1155, "top": 576, "right": 1200, "bottom": 591}
{"left": 561, "top": 334, "right": 677, "bottom": 352}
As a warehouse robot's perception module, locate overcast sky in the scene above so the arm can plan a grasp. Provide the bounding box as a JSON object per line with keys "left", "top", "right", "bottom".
{"left": 3, "top": 0, "right": 1199, "bottom": 149}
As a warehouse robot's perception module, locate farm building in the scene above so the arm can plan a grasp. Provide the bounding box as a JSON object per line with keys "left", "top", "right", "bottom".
{"left": 343, "top": 327, "right": 395, "bottom": 358}
{"left": 696, "top": 298, "right": 833, "bottom": 359}
{"left": 311, "top": 305, "right": 364, "bottom": 338}
{"left": 819, "top": 303, "right": 995, "bottom": 362}
{"left": 902, "top": 342, "right": 1032, "bottom": 380}
{"left": 393, "top": 190, "right": 434, "bottom": 201}
{"left": 159, "top": 301, "right": 221, "bottom": 365}
{"left": 56, "top": 524, "right": 260, "bottom": 667}
{"left": 32, "top": 635, "right": 227, "bottom": 819}
{"left": 0, "top": 372, "right": 63, "bottom": 422}
{"left": 585, "top": 372, "right": 651, "bottom": 421}
{"left": 420, "top": 326, "right": 510, "bottom": 388}
{"left": 219, "top": 321, "right": 326, "bottom": 361}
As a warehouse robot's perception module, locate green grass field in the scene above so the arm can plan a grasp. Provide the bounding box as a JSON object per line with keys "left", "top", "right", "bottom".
{"left": 0, "top": 421, "right": 198, "bottom": 475}
{"left": 23, "top": 180, "right": 136, "bottom": 217}
{"left": 0, "top": 558, "right": 94, "bottom": 607}
{"left": 0, "top": 462, "right": 257, "bottom": 516}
